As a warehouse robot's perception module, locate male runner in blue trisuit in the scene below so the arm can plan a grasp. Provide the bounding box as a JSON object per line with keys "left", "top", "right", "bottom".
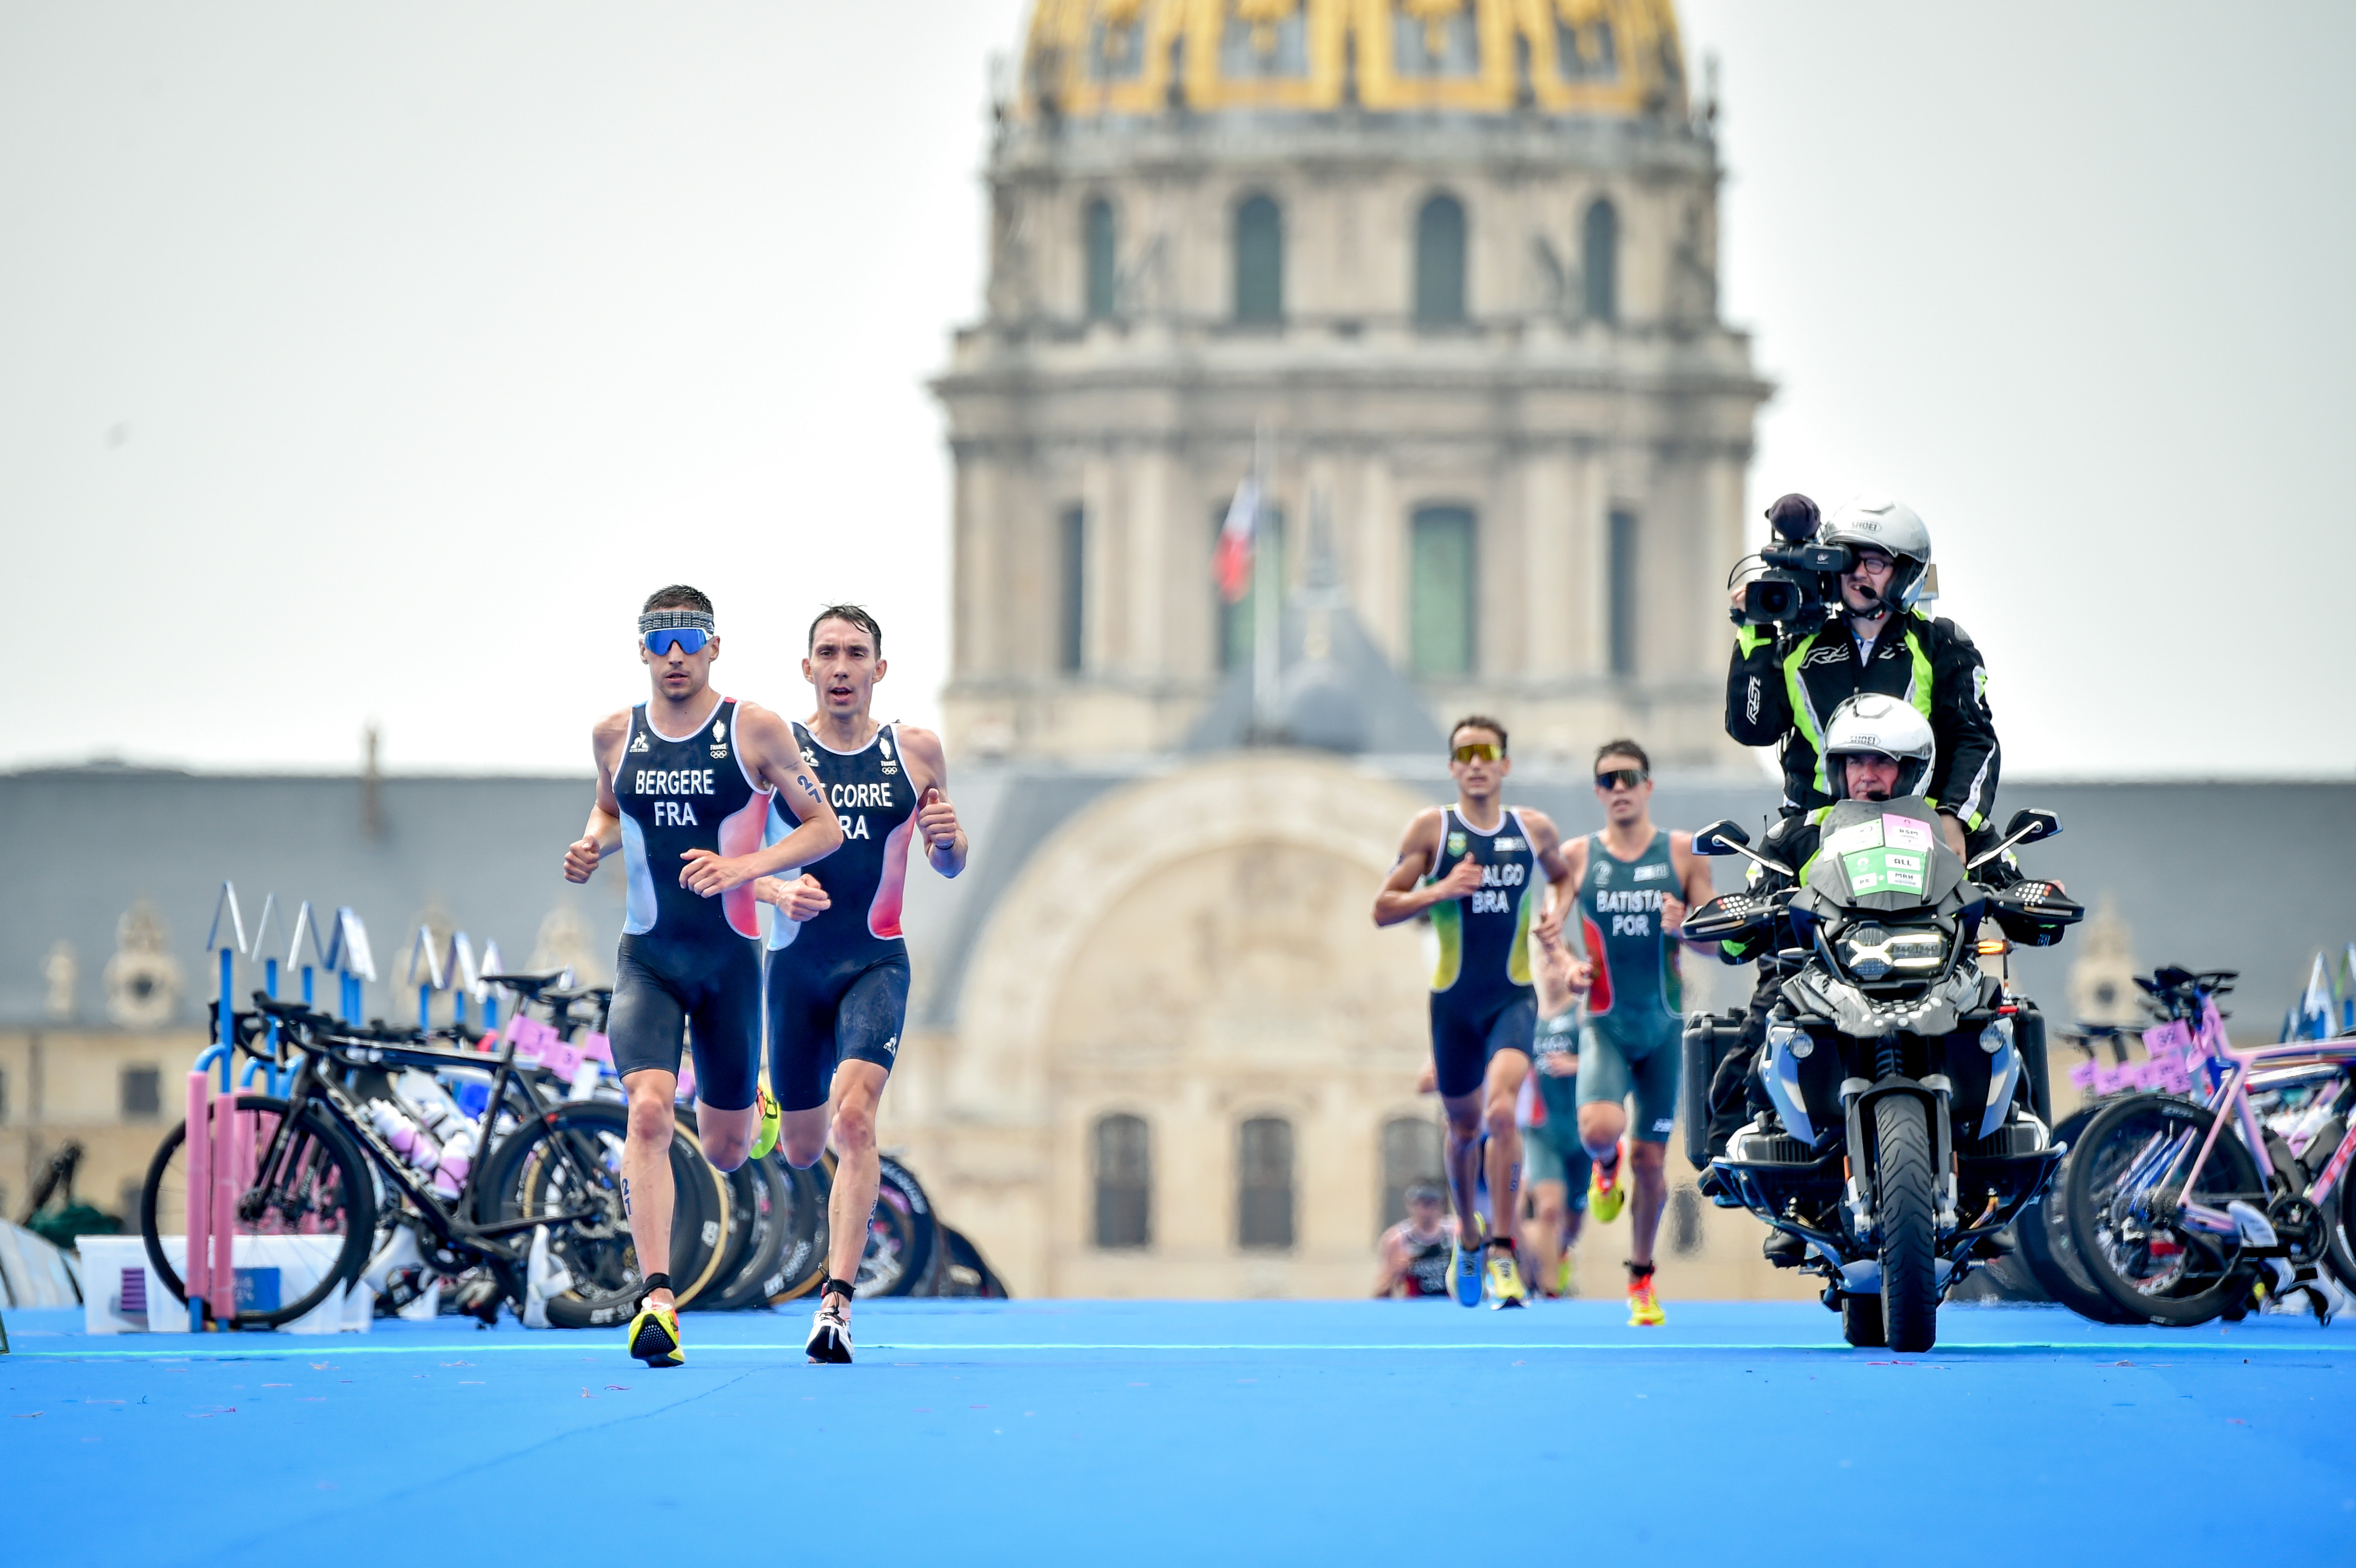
{"left": 748, "top": 605, "right": 966, "bottom": 1364}
{"left": 563, "top": 586, "right": 840, "bottom": 1367}
{"left": 1374, "top": 716, "right": 1576, "bottom": 1309}
{"left": 1559, "top": 738, "right": 1715, "bottom": 1325}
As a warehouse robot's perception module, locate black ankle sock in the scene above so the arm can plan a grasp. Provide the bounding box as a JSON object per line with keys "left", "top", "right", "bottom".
{"left": 1625, "top": 1260, "right": 1655, "bottom": 1282}
{"left": 639, "top": 1272, "right": 672, "bottom": 1306}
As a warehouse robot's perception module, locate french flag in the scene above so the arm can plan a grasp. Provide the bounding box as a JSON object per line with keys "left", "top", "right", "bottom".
{"left": 1214, "top": 474, "right": 1260, "bottom": 604}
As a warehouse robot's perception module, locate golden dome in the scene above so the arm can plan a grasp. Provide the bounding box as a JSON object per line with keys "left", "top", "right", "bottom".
{"left": 1022, "top": 0, "right": 1686, "bottom": 120}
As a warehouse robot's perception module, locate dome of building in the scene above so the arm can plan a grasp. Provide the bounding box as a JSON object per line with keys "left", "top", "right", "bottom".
{"left": 1023, "top": 0, "right": 1686, "bottom": 121}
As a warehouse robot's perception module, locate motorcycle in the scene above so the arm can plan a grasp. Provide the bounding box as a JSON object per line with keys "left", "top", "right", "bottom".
{"left": 1683, "top": 802, "right": 2084, "bottom": 1350}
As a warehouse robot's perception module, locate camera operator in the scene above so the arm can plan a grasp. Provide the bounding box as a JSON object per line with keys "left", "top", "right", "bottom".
{"left": 1702, "top": 494, "right": 2001, "bottom": 1167}
{"left": 1725, "top": 493, "right": 1997, "bottom": 861}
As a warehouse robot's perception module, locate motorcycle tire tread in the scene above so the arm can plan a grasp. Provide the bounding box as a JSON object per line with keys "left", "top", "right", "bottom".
{"left": 1874, "top": 1095, "right": 1941, "bottom": 1353}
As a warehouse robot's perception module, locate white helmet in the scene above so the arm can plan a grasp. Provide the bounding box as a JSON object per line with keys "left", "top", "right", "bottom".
{"left": 1822, "top": 693, "right": 1935, "bottom": 801}
{"left": 1820, "top": 493, "right": 1933, "bottom": 613}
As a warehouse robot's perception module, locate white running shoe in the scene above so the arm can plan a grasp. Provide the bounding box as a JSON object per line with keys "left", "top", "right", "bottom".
{"left": 806, "top": 1297, "right": 854, "bottom": 1365}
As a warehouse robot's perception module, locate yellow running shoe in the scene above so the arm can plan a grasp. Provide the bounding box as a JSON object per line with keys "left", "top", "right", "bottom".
{"left": 1589, "top": 1142, "right": 1627, "bottom": 1224}
{"left": 748, "top": 1081, "right": 782, "bottom": 1162}
{"left": 1627, "top": 1267, "right": 1665, "bottom": 1327}
{"left": 627, "top": 1302, "right": 684, "bottom": 1367}
{"left": 1485, "top": 1243, "right": 1529, "bottom": 1310}
{"left": 1554, "top": 1253, "right": 1577, "bottom": 1298}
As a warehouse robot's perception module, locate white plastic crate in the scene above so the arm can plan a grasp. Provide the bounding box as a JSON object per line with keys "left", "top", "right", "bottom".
{"left": 76, "top": 1234, "right": 367, "bottom": 1334}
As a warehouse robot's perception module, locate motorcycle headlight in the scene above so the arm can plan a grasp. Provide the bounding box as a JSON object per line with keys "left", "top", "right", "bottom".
{"left": 1839, "top": 924, "right": 1947, "bottom": 982}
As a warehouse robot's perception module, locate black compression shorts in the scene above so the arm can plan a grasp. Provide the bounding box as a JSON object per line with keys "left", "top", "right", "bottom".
{"left": 607, "top": 933, "right": 762, "bottom": 1111}
{"left": 1430, "top": 988, "right": 1537, "bottom": 1100}
{"left": 766, "top": 950, "right": 911, "bottom": 1113}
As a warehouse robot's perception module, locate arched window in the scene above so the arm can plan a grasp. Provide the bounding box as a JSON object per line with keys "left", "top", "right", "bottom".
{"left": 1093, "top": 1113, "right": 1151, "bottom": 1248}
{"left": 1583, "top": 197, "right": 1619, "bottom": 323}
{"left": 1234, "top": 193, "right": 1284, "bottom": 325}
{"left": 1414, "top": 194, "right": 1467, "bottom": 325}
{"left": 1409, "top": 506, "right": 1477, "bottom": 676}
{"left": 1237, "top": 1115, "right": 1295, "bottom": 1249}
{"left": 1378, "top": 1114, "right": 1445, "bottom": 1232}
{"left": 1084, "top": 197, "right": 1117, "bottom": 321}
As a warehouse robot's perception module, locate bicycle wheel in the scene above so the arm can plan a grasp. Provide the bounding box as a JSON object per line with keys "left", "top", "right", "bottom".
{"left": 475, "top": 1101, "right": 728, "bottom": 1329}
{"left": 2016, "top": 1109, "right": 2147, "bottom": 1324}
{"left": 2327, "top": 1148, "right": 2356, "bottom": 1292}
{"left": 703, "top": 1155, "right": 791, "bottom": 1311}
{"left": 859, "top": 1154, "right": 941, "bottom": 1298}
{"left": 138, "top": 1094, "right": 377, "bottom": 1329}
{"left": 763, "top": 1157, "right": 829, "bottom": 1305}
{"left": 2066, "top": 1095, "right": 2266, "bottom": 1326}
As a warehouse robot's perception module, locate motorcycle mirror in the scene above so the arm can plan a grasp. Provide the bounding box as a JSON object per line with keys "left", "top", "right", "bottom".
{"left": 1691, "top": 818, "right": 1750, "bottom": 856}
{"left": 2004, "top": 807, "right": 2061, "bottom": 845}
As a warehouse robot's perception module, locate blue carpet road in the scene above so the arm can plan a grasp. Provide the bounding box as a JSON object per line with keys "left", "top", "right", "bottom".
{"left": 3, "top": 1299, "right": 2349, "bottom": 1566}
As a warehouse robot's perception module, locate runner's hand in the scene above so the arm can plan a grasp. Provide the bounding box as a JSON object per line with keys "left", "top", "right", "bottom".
{"left": 1564, "top": 955, "right": 1593, "bottom": 993}
{"left": 753, "top": 873, "right": 831, "bottom": 922}
{"left": 563, "top": 836, "right": 601, "bottom": 883}
{"left": 1435, "top": 854, "right": 1484, "bottom": 901}
{"left": 678, "top": 848, "right": 756, "bottom": 896}
{"left": 917, "top": 787, "right": 960, "bottom": 855}
{"left": 1660, "top": 895, "right": 1687, "bottom": 937}
{"left": 1415, "top": 1062, "right": 1438, "bottom": 1096}
{"left": 1532, "top": 898, "right": 1566, "bottom": 946}
{"left": 1539, "top": 1052, "right": 1580, "bottom": 1078}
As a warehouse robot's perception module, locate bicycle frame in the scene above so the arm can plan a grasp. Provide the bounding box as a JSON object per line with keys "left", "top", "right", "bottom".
{"left": 2112, "top": 998, "right": 2356, "bottom": 1238}
{"left": 249, "top": 1017, "right": 606, "bottom": 1273}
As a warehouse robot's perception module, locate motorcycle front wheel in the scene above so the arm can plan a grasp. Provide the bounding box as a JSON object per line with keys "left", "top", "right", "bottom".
{"left": 1873, "top": 1095, "right": 1941, "bottom": 1353}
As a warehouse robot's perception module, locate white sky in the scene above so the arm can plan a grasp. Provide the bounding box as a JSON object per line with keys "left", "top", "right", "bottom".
{"left": 3, "top": 2, "right": 2349, "bottom": 778}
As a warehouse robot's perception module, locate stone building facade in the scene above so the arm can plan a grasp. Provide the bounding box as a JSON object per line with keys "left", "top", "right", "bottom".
{"left": 935, "top": 0, "right": 1767, "bottom": 765}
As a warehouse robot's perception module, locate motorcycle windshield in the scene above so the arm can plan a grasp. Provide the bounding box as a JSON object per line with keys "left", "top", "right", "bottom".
{"left": 1802, "top": 799, "right": 1964, "bottom": 913}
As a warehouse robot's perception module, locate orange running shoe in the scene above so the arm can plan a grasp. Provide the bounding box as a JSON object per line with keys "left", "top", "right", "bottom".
{"left": 1626, "top": 1263, "right": 1665, "bottom": 1327}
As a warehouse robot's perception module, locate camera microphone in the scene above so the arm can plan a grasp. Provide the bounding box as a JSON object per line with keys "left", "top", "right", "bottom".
{"left": 1765, "top": 493, "right": 1820, "bottom": 542}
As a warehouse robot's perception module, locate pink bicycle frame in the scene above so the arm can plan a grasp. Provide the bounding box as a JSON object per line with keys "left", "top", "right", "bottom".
{"left": 2160, "top": 1000, "right": 2356, "bottom": 1236}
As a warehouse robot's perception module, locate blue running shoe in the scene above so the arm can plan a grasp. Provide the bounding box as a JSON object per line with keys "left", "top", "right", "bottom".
{"left": 1448, "top": 1221, "right": 1486, "bottom": 1308}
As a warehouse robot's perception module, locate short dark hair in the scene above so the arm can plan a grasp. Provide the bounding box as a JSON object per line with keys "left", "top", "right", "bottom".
{"left": 643, "top": 584, "right": 714, "bottom": 616}
{"left": 1594, "top": 737, "right": 1651, "bottom": 774}
{"left": 1449, "top": 714, "right": 1508, "bottom": 754}
{"left": 808, "top": 603, "right": 883, "bottom": 655}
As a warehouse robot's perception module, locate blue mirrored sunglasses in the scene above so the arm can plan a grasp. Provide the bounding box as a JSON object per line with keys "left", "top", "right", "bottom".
{"left": 644, "top": 628, "right": 710, "bottom": 656}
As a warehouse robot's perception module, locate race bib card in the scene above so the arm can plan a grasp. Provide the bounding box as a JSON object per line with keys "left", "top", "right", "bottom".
{"left": 1842, "top": 845, "right": 1927, "bottom": 895}
{"left": 1882, "top": 814, "right": 1935, "bottom": 854}
{"left": 1823, "top": 818, "right": 1884, "bottom": 857}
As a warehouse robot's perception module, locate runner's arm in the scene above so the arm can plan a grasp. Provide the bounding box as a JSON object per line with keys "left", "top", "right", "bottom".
{"left": 1522, "top": 810, "right": 1576, "bottom": 946}
{"left": 1372, "top": 811, "right": 1471, "bottom": 927}
{"left": 677, "top": 705, "right": 843, "bottom": 896}
{"left": 896, "top": 725, "right": 968, "bottom": 879}
{"left": 564, "top": 712, "right": 630, "bottom": 883}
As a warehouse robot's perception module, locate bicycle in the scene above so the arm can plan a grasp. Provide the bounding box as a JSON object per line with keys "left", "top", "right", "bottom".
{"left": 2064, "top": 966, "right": 2356, "bottom": 1326}
{"left": 139, "top": 979, "right": 724, "bottom": 1330}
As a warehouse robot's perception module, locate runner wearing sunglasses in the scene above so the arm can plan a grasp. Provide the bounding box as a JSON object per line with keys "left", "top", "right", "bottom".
{"left": 748, "top": 604, "right": 967, "bottom": 1365}
{"left": 1374, "top": 716, "right": 1580, "bottom": 1309}
{"left": 1557, "top": 739, "right": 1717, "bottom": 1325}
{"left": 562, "top": 584, "right": 841, "bottom": 1367}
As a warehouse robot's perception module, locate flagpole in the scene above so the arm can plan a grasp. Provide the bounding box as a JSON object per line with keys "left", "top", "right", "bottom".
{"left": 1251, "top": 420, "right": 1278, "bottom": 741}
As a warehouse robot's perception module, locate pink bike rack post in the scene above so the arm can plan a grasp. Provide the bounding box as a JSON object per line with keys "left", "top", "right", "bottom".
{"left": 212, "top": 1081, "right": 237, "bottom": 1322}
{"left": 184, "top": 1071, "right": 211, "bottom": 1325}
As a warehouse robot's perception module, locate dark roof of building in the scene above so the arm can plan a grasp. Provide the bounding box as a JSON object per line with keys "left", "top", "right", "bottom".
{"left": 5, "top": 762, "right": 2350, "bottom": 1044}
